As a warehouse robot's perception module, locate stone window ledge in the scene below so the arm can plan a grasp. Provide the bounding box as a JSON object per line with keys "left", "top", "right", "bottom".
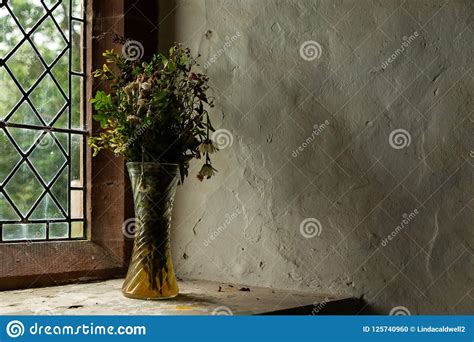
{"left": 0, "top": 279, "right": 361, "bottom": 315}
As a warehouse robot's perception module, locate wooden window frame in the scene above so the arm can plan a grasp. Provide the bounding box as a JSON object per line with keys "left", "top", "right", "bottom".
{"left": 0, "top": 0, "right": 158, "bottom": 291}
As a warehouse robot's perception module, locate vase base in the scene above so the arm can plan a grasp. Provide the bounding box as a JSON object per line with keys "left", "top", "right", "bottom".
{"left": 121, "top": 290, "right": 179, "bottom": 301}
{"left": 121, "top": 272, "right": 179, "bottom": 300}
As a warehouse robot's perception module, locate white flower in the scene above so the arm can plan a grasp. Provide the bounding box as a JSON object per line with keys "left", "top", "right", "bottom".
{"left": 199, "top": 140, "right": 218, "bottom": 154}
{"left": 197, "top": 163, "right": 217, "bottom": 181}
{"left": 140, "top": 82, "right": 152, "bottom": 90}
{"left": 127, "top": 115, "right": 141, "bottom": 125}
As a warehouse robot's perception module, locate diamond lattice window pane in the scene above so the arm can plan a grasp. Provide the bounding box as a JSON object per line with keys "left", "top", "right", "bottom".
{"left": 52, "top": 2, "right": 69, "bottom": 40}
{"left": 53, "top": 111, "right": 69, "bottom": 130}
{"left": 32, "top": 16, "right": 67, "bottom": 66}
{"left": 30, "top": 74, "right": 66, "bottom": 124}
{"left": 51, "top": 54, "right": 68, "bottom": 94}
{"left": 53, "top": 130, "right": 68, "bottom": 151}
{"left": 0, "top": 67, "right": 22, "bottom": 119}
{"left": 0, "top": 129, "right": 21, "bottom": 184}
{"left": 42, "top": 0, "right": 61, "bottom": 11}
{"left": 0, "top": 193, "right": 20, "bottom": 220}
{"left": 6, "top": 41, "right": 44, "bottom": 91}
{"left": 7, "top": 102, "right": 43, "bottom": 152}
{"left": 50, "top": 166, "right": 68, "bottom": 212}
{"left": 30, "top": 193, "right": 65, "bottom": 219}
{"left": 8, "top": 0, "right": 46, "bottom": 33}
{"left": 0, "top": 7, "right": 23, "bottom": 59}
{"left": 8, "top": 127, "right": 43, "bottom": 154}
{"left": 4, "top": 163, "right": 43, "bottom": 216}
{"left": 29, "top": 133, "right": 67, "bottom": 185}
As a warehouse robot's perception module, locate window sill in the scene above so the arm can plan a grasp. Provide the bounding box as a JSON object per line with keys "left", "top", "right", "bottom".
{"left": 0, "top": 279, "right": 361, "bottom": 315}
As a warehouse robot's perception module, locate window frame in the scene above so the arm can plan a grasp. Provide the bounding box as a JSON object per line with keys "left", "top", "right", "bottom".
{"left": 0, "top": 0, "right": 159, "bottom": 291}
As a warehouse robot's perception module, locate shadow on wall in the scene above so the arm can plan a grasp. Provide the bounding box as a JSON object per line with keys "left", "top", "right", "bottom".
{"left": 157, "top": 0, "right": 177, "bottom": 52}
{"left": 121, "top": 0, "right": 160, "bottom": 60}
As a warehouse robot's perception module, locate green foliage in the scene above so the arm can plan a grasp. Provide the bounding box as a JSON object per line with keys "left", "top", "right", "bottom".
{"left": 89, "top": 44, "right": 219, "bottom": 183}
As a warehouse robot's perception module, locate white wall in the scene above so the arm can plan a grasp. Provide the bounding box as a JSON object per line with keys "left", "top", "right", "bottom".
{"left": 160, "top": 0, "right": 473, "bottom": 314}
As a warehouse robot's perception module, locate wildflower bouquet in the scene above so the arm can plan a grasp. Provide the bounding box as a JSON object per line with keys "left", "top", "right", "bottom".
{"left": 89, "top": 43, "right": 218, "bottom": 182}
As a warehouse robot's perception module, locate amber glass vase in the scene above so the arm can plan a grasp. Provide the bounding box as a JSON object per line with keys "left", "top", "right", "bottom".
{"left": 122, "top": 162, "right": 179, "bottom": 300}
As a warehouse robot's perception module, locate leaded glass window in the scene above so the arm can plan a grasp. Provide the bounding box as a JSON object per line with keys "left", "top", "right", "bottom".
{"left": 0, "top": 0, "right": 87, "bottom": 242}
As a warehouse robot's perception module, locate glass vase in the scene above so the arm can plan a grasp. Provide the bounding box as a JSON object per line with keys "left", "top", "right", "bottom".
{"left": 122, "top": 162, "right": 179, "bottom": 300}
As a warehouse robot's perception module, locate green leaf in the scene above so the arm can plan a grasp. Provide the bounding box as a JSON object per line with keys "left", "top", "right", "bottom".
{"left": 91, "top": 90, "right": 113, "bottom": 111}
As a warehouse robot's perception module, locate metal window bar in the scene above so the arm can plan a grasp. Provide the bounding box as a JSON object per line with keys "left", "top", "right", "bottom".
{"left": 0, "top": 0, "right": 87, "bottom": 243}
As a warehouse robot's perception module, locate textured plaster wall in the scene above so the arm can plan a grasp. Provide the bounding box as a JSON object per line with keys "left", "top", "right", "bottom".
{"left": 159, "top": 0, "right": 473, "bottom": 314}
